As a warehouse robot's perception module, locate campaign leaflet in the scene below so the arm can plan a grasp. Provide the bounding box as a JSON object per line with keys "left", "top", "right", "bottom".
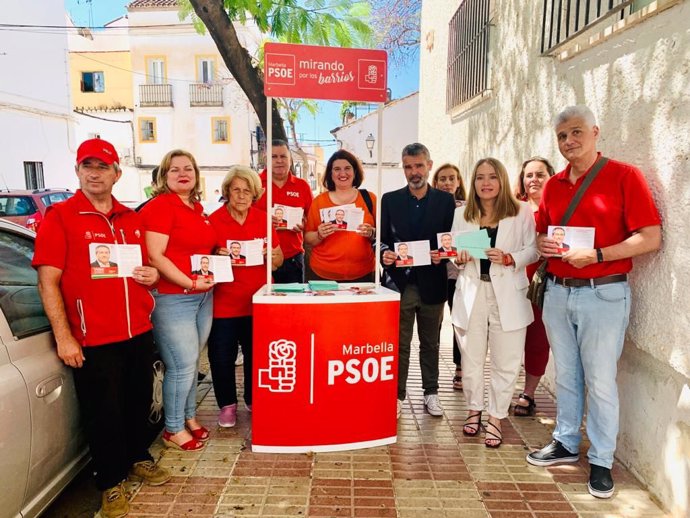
{"left": 547, "top": 225, "right": 595, "bottom": 256}
{"left": 226, "top": 238, "right": 264, "bottom": 267}
{"left": 89, "top": 243, "right": 142, "bottom": 279}
{"left": 394, "top": 240, "right": 431, "bottom": 267}
{"left": 319, "top": 204, "right": 364, "bottom": 232}
{"left": 436, "top": 231, "right": 457, "bottom": 258}
{"left": 273, "top": 204, "right": 303, "bottom": 230}
{"left": 190, "top": 254, "right": 233, "bottom": 283}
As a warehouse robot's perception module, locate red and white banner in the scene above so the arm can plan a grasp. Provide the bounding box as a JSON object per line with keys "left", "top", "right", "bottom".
{"left": 252, "top": 296, "right": 399, "bottom": 452}
{"left": 264, "top": 42, "right": 388, "bottom": 102}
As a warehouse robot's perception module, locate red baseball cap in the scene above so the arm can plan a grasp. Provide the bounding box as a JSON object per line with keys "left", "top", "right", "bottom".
{"left": 76, "top": 138, "right": 120, "bottom": 165}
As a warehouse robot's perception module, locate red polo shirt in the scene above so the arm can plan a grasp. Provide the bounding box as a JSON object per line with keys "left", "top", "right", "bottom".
{"left": 32, "top": 190, "right": 155, "bottom": 346}
{"left": 209, "top": 206, "right": 280, "bottom": 318}
{"left": 254, "top": 170, "right": 313, "bottom": 259}
{"left": 139, "top": 193, "right": 217, "bottom": 294}
{"left": 536, "top": 154, "right": 661, "bottom": 278}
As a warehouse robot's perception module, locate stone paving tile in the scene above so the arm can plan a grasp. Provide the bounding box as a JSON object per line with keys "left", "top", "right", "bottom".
{"left": 127, "top": 317, "right": 668, "bottom": 517}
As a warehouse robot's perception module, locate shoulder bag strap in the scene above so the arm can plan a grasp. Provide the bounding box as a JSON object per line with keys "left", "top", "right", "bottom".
{"left": 559, "top": 156, "right": 608, "bottom": 226}
{"left": 358, "top": 188, "right": 374, "bottom": 216}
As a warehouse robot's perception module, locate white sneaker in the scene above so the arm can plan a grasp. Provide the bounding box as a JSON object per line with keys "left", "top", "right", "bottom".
{"left": 424, "top": 394, "right": 444, "bottom": 416}
{"left": 235, "top": 351, "right": 244, "bottom": 366}
{"left": 397, "top": 399, "right": 403, "bottom": 419}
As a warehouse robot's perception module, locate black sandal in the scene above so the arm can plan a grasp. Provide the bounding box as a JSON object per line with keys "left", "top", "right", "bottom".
{"left": 514, "top": 393, "right": 536, "bottom": 417}
{"left": 463, "top": 411, "right": 482, "bottom": 436}
{"left": 452, "top": 374, "right": 463, "bottom": 390}
{"left": 484, "top": 420, "right": 503, "bottom": 448}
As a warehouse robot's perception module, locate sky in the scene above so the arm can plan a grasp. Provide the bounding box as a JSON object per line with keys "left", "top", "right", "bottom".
{"left": 64, "top": 0, "right": 420, "bottom": 152}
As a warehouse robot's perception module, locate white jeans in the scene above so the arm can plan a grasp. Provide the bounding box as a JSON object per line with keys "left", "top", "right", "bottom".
{"left": 455, "top": 281, "right": 526, "bottom": 419}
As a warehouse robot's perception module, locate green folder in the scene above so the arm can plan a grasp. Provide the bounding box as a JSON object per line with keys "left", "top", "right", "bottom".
{"left": 308, "top": 280, "right": 339, "bottom": 291}
{"left": 272, "top": 283, "right": 307, "bottom": 293}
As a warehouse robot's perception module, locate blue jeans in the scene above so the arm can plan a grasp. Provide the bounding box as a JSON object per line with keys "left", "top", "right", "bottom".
{"left": 152, "top": 290, "right": 213, "bottom": 433}
{"left": 208, "top": 316, "right": 253, "bottom": 407}
{"left": 542, "top": 278, "right": 631, "bottom": 468}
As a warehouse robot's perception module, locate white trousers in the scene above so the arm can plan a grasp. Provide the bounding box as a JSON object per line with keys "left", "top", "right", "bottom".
{"left": 454, "top": 281, "right": 526, "bottom": 419}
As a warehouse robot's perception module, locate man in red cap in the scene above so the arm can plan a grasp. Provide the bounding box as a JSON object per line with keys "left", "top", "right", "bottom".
{"left": 33, "top": 138, "right": 170, "bottom": 518}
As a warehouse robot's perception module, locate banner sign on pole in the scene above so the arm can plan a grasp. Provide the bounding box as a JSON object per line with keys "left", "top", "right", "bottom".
{"left": 264, "top": 42, "right": 388, "bottom": 102}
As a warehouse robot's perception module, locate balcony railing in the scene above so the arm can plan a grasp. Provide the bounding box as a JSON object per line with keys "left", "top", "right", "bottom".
{"left": 189, "top": 83, "right": 223, "bottom": 107}
{"left": 139, "top": 84, "right": 173, "bottom": 107}
{"left": 541, "top": 0, "right": 635, "bottom": 54}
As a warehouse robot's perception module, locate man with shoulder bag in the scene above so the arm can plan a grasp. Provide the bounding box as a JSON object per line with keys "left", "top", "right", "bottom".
{"left": 525, "top": 106, "right": 661, "bottom": 500}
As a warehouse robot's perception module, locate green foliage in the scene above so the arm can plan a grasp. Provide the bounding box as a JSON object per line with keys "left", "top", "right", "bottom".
{"left": 180, "top": 0, "right": 373, "bottom": 48}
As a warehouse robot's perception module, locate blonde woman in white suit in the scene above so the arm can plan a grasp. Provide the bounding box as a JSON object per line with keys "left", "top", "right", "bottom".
{"left": 451, "top": 157, "right": 538, "bottom": 448}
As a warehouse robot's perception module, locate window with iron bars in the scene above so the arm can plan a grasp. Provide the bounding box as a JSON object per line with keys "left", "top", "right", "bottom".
{"left": 541, "top": 0, "right": 655, "bottom": 54}
{"left": 446, "top": 0, "right": 491, "bottom": 112}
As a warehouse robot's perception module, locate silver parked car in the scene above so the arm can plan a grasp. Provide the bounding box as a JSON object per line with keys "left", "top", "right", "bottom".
{"left": 0, "top": 219, "right": 164, "bottom": 518}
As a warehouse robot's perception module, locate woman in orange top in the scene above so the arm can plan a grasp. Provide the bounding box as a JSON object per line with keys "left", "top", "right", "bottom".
{"left": 305, "top": 150, "right": 376, "bottom": 282}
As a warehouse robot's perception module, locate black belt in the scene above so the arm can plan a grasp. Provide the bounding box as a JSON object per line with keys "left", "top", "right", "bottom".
{"left": 548, "top": 273, "right": 627, "bottom": 288}
{"left": 479, "top": 273, "right": 491, "bottom": 282}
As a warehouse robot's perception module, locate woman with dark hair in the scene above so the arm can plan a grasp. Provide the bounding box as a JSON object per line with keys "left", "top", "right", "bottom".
{"left": 140, "top": 149, "right": 215, "bottom": 451}
{"left": 451, "top": 158, "right": 538, "bottom": 448}
{"left": 431, "top": 163, "right": 467, "bottom": 390}
{"left": 304, "top": 149, "right": 376, "bottom": 282}
{"left": 512, "top": 157, "right": 555, "bottom": 416}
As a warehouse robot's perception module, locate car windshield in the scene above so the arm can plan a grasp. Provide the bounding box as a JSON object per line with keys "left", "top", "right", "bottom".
{"left": 0, "top": 196, "right": 37, "bottom": 216}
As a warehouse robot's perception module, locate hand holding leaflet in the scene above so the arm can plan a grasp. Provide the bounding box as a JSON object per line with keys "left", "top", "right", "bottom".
{"left": 455, "top": 230, "right": 492, "bottom": 260}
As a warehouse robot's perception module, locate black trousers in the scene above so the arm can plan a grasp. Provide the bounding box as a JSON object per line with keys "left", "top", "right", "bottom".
{"left": 447, "top": 278, "right": 462, "bottom": 366}
{"left": 208, "top": 316, "right": 253, "bottom": 407}
{"left": 273, "top": 252, "right": 304, "bottom": 283}
{"left": 72, "top": 331, "right": 154, "bottom": 490}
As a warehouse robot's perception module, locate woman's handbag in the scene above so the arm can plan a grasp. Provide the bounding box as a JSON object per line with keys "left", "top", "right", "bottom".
{"left": 526, "top": 260, "right": 548, "bottom": 308}
{"left": 526, "top": 156, "right": 609, "bottom": 309}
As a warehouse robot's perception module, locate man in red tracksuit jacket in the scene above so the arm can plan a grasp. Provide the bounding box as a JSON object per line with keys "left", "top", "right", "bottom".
{"left": 33, "top": 139, "right": 170, "bottom": 518}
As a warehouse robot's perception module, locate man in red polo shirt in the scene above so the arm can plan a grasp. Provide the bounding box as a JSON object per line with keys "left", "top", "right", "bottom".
{"left": 255, "top": 139, "right": 313, "bottom": 283}
{"left": 526, "top": 106, "right": 661, "bottom": 499}
{"left": 33, "top": 139, "right": 171, "bottom": 518}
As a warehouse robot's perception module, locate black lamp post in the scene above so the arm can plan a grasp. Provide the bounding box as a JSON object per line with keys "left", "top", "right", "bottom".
{"left": 365, "top": 133, "right": 375, "bottom": 158}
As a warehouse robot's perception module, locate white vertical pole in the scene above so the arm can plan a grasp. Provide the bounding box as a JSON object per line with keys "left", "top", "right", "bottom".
{"left": 374, "top": 102, "right": 383, "bottom": 288}
{"left": 266, "top": 97, "right": 273, "bottom": 289}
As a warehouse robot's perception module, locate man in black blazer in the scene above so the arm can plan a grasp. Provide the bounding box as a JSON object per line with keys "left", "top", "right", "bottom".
{"left": 380, "top": 143, "right": 455, "bottom": 419}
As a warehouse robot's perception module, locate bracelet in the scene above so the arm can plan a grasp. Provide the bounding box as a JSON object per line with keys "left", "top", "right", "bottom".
{"left": 184, "top": 279, "right": 197, "bottom": 294}
{"left": 502, "top": 253, "right": 514, "bottom": 267}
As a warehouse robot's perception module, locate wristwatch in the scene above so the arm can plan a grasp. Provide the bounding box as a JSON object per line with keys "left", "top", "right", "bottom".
{"left": 596, "top": 248, "right": 604, "bottom": 263}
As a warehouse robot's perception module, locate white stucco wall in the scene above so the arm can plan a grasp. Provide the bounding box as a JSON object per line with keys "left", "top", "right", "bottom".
{"left": 333, "top": 93, "right": 418, "bottom": 195}
{"left": 0, "top": 2, "right": 76, "bottom": 189}
{"left": 420, "top": 0, "right": 690, "bottom": 513}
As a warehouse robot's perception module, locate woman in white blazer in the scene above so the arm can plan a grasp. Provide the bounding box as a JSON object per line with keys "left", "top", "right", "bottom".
{"left": 451, "top": 158, "right": 538, "bottom": 448}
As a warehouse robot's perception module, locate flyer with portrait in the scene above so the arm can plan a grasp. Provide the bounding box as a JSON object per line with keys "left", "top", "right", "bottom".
{"left": 394, "top": 240, "right": 431, "bottom": 267}
{"left": 227, "top": 239, "right": 264, "bottom": 267}
{"left": 547, "top": 225, "right": 595, "bottom": 256}
{"left": 273, "top": 204, "right": 303, "bottom": 230}
{"left": 190, "top": 254, "right": 233, "bottom": 283}
{"left": 436, "top": 232, "right": 458, "bottom": 258}
{"left": 319, "top": 204, "right": 363, "bottom": 232}
{"left": 89, "top": 243, "right": 142, "bottom": 279}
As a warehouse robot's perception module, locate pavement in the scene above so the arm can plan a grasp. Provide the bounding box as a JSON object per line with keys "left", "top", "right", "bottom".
{"left": 127, "top": 317, "right": 669, "bottom": 518}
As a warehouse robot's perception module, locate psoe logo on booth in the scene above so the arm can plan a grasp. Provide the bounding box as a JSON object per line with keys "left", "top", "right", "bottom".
{"left": 258, "top": 338, "right": 297, "bottom": 392}
{"left": 357, "top": 59, "right": 386, "bottom": 90}
{"left": 265, "top": 53, "right": 296, "bottom": 86}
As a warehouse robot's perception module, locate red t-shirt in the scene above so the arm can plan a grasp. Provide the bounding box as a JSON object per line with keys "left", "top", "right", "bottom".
{"left": 139, "top": 193, "right": 217, "bottom": 294}
{"left": 32, "top": 190, "right": 154, "bottom": 347}
{"left": 305, "top": 191, "right": 376, "bottom": 280}
{"left": 209, "top": 206, "right": 280, "bottom": 318}
{"left": 254, "top": 170, "right": 313, "bottom": 259}
{"left": 536, "top": 155, "right": 661, "bottom": 278}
